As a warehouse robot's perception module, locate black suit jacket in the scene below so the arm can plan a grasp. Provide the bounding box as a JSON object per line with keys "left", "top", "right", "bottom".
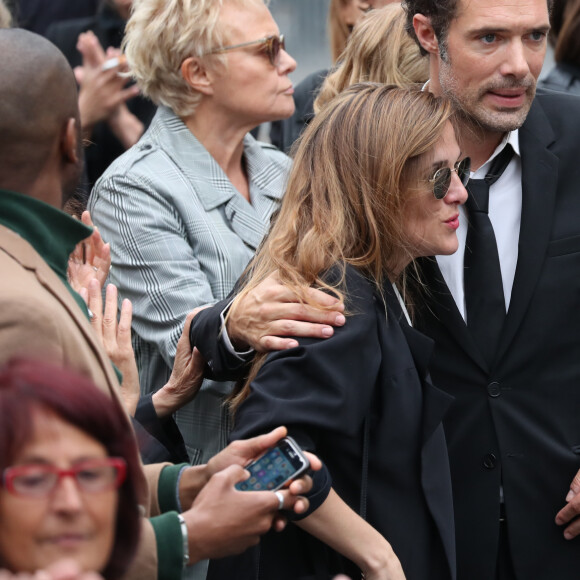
{"left": 416, "top": 89, "right": 580, "bottom": 580}
{"left": 197, "top": 266, "right": 456, "bottom": 580}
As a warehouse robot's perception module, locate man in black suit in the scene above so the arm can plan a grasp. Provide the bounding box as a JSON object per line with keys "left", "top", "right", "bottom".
{"left": 190, "top": 0, "right": 580, "bottom": 578}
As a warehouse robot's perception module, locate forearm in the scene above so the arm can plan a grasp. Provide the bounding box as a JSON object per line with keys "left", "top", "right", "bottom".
{"left": 297, "top": 488, "right": 401, "bottom": 577}
{"left": 107, "top": 105, "right": 144, "bottom": 149}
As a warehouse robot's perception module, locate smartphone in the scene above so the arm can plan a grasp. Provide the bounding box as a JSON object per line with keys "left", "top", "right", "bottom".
{"left": 235, "top": 436, "right": 310, "bottom": 492}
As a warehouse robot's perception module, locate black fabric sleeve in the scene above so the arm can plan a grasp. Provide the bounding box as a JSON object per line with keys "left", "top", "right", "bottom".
{"left": 230, "top": 267, "right": 382, "bottom": 518}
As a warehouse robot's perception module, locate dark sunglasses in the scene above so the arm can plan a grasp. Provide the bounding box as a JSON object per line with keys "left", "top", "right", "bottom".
{"left": 207, "top": 34, "right": 285, "bottom": 67}
{"left": 429, "top": 157, "right": 471, "bottom": 200}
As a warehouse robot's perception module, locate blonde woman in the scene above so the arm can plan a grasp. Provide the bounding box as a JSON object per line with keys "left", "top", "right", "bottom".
{"left": 315, "top": 3, "right": 429, "bottom": 113}
{"left": 89, "top": 0, "right": 296, "bottom": 464}
{"left": 207, "top": 84, "right": 469, "bottom": 579}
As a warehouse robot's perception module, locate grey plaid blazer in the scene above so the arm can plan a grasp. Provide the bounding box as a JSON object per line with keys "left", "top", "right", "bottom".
{"left": 89, "top": 106, "right": 290, "bottom": 463}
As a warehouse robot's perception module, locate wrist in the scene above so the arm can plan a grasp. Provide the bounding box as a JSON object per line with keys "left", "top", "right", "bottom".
{"left": 360, "top": 540, "right": 400, "bottom": 577}
{"left": 152, "top": 384, "right": 177, "bottom": 418}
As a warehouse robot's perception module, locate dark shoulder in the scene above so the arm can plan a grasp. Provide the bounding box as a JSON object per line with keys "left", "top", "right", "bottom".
{"left": 534, "top": 86, "right": 580, "bottom": 118}
{"left": 322, "top": 263, "right": 378, "bottom": 316}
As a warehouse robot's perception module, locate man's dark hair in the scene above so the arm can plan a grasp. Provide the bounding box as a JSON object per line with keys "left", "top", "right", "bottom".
{"left": 402, "top": 0, "right": 555, "bottom": 57}
{"left": 402, "top": 0, "right": 460, "bottom": 56}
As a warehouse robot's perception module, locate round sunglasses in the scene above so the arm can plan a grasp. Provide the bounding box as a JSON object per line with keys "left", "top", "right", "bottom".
{"left": 428, "top": 157, "right": 471, "bottom": 200}
{"left": 206, "top": 34, "right": 285, "bottom": 67}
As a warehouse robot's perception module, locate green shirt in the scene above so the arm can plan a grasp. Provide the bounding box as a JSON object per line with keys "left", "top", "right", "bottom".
{"left": 0, "top": 188, "right": 92, "bottom": 316}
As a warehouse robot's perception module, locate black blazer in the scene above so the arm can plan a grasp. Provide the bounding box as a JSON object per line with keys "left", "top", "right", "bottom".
{"left": 416, "top": 89, "right": 580, "bottom": 580}
{"left": 198, "top": 266, "right": 456, "bottom": 580}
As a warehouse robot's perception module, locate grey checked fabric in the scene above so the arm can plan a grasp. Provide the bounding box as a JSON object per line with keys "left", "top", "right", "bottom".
{"left": 89, "top": 106, "right": 290, "bottom": 464}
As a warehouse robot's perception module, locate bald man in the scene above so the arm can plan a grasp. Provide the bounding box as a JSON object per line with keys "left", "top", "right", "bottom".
{"left": 0, "top": 28, "right": 318, "bottom": 580}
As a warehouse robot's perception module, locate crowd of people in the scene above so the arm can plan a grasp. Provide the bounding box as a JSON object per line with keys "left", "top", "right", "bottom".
{"left": 1, "top": 0, "right": 580, "bottom": 579}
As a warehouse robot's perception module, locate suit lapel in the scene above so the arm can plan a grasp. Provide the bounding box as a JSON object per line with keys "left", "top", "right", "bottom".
{"left": 495, "top": 98, "right": 558, "bottom": 364}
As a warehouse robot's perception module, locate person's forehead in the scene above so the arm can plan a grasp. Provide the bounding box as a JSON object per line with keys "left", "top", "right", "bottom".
{"left": 454, "top": 0, "right": 550, "bottom": 27}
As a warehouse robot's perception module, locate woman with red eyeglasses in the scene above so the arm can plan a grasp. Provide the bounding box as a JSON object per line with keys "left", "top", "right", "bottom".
{"left": 0, "top": 358, "right": 142, "bottom": 580}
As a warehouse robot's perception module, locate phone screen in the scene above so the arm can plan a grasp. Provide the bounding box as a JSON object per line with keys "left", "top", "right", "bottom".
{"left": 235, "top": 439, "right": 307, "bottom": 491}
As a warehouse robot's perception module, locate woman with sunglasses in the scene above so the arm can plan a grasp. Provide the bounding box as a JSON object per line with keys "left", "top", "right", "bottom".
{"left": 88, "top": 0, "right": 296, "bottom": 465}
{"left": 206, "top": 84, "right": 470, "bottom": 580}
{"left": 0, "top": 358, "right": 142, "bottom": 580}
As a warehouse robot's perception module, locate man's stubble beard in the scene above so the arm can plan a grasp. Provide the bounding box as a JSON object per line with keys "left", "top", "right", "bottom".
{"left": 438, "top": 46, "right": 536, "bottom": 138}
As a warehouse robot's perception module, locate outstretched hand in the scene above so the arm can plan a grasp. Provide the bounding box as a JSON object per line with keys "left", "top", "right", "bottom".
{"left": 68, "top": 211, "right": 111, "bottom": 298}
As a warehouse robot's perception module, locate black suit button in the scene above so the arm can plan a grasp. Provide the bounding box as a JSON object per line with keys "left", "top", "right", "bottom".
{"left": 483, "top": 453, "right": 498, "bottom": 469}
{"left": 487, "top": 382, "right": 501, "bottom": 397}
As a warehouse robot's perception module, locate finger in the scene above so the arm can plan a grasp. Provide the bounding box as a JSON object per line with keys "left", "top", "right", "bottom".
{"left": 117, "top": 298, "right": 133, "bottom": 348}
{"left": 556, "top": 498, "right": 580, "bottom": 526}
{"left": 238, "top": 427, "right": 288, "bottom": 461}
{"left": 218, "top": 463, "right": 250, "bottom": 486}
{"left": 97, "top": 243, "right": 111, "bottom": 287}
{"left": 566, "top": 469, "right": 580, "bottom": 502}
{"left": 87, "top": 278, "right": 104, "bottom": 340}
{"left": 119, "top": 84, "right": 141, "bottom": 103}
{"left": 264, "top": 302, "right": 346, "bottom": 326}
{"left": 303, "top": 286, "right": 344, "bottom": 310}
{"left": 303, "top": 451, "right": 322, "bottom": 472}
{"left": 563, "top": 517, "right": 580, "bottom": 540}
{"left": 102, "top": 284, "right": 119, "bottom": 345}
{"left": 276, "top": 489, "right": 309, "bottom": 514}
{"left": 272, "top": 514, "right": 288, "bottom": 532}
{"left": 288, "top": 473, "right": 314, "bottom": 496}
{"left": 81, "top": 210, "right": 95, "bottom": 228}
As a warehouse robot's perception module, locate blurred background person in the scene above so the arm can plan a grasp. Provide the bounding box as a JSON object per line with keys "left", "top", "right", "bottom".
{"left": 270, "top": 0, "right": 399, "bottom": 152}
{"left": 8, "top": 0, "right": 98, "bottom": 35}
{"left": 313, "top": 3, "right": 428, "bottom": 113}
{"left": 46, "top": 0, "right": 155, "bottom": 203}
{"left": 0, "top": 358, "right": 142, "bottom": 580}
{"left": 541, "top": 0, "right": 580, "bottom": 95}
{"left": 206, "top": 84, "right": 466, "bottom": 580}
{"left": 89, "top": 0, "right": 296, "bottom": 467}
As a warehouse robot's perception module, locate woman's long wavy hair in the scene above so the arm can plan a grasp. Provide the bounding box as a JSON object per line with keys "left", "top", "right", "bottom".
{"left": 316, "top": 4, "right": 429, "bottom": 113}
{"left": 228, "top": 83, "right": 454, "bottom": 412}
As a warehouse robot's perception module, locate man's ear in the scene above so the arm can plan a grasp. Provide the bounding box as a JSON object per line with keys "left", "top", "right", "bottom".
{"left": 181, "top": 57, "right": 214, "bottom": 96}
{"left": 413, "top": 14, "right": 440, "bottom": 55}
{"left": 62, "top": 118, "right": 80, "bottom": 165}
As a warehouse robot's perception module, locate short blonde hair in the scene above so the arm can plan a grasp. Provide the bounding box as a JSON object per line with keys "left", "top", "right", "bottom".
{"left": 0, "top": 0, "right": 12, "bottom": 28}
{"left": 315, "top": 4, "right": 429, "bottom": 113}
{"left": 123, "top": 0, "right": 267, "bottom": 118}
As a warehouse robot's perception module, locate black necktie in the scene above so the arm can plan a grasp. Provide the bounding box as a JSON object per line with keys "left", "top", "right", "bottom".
{"left": 464, "top": 145, "right": 514, "bottom": 366}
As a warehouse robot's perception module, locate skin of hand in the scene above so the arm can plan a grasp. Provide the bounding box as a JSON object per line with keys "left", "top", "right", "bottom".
{"left": 68, "top": 211, "right": 111, "bottom": 297}
{"left": 82, "top": 280, "right": 140, "bottom": 415}
{"left": 181, "top": 464, "right": 289, "bottom": 562}
{"left": 555, "top": 468, "right": 580, "bottom": 539}
{"left": 74, "top": 31, "right": 141, "bottom": 139}
{"left": 151, "top": 310, "right": 207, "bottom": 418}
{"left": 0, "top": 559, "right": 103, "bottom": 580}
{"left": 227, "top": 272, "right": 346, "bottom": 352}
{"left": 178, "top": 427, "right": 321, "bottom": 521}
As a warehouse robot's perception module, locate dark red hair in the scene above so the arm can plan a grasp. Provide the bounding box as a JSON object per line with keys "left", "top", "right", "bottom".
{"left": 0, "top": 357, "right": 141, "bottom": 580}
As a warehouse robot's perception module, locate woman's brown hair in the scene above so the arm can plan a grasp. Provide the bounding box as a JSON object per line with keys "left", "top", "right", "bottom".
{"left": 229, "top": 83, "right": 454, "bottom": 412}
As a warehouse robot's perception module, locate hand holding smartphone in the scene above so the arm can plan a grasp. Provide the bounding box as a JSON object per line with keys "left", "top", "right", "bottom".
{"left": 235, "top": 436, "right": 310, "bottom": 492}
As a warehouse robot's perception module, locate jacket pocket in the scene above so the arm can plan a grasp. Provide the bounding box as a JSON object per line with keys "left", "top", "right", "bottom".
{"left": 547, "top": 235, "right": 580, "bottom": 257}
